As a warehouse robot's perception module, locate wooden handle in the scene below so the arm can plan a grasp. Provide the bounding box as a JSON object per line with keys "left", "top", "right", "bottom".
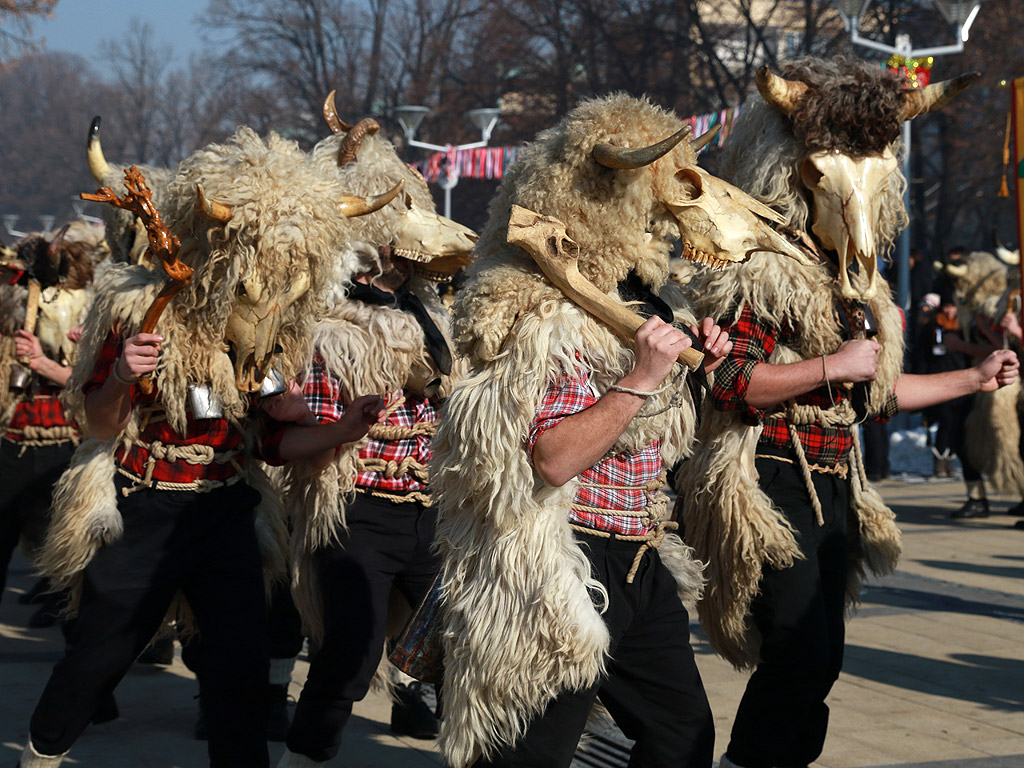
{"left": 507, "top": 205, "right": 704, "bottom": 372}
{"left": 17, "top": 279, "right": 42, "bottom": 366}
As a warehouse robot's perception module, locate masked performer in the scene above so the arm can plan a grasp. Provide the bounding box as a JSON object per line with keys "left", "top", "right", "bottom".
{"left": 276, "top": 100, "right": 477, "bottom": 768}
{"left": 17, "top": 128, "right": 399, "bottom": 768}
{"left": 676, "top": 58, "right": 1018, "bottom": 768}
{"left": 0, "top": 226, "right": 99, "bottom": 617}
{"left": 428, "top": 94, "right": 814, "bottom": 768}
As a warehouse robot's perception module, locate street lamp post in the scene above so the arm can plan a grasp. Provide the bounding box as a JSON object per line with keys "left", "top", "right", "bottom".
{"left": 392, "top": 105, "right": 502, "bottom": 220}
{"left": 833, "top": 0, "right": 981, "bottom": 314}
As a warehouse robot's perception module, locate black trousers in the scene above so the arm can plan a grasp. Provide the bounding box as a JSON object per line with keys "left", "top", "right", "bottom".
{"left": 476, "top": 535, "right": 714, "bottom": 768}
{"left": 29, "top": 477, "right": 271, "bottom": 768}
{"left": 727, "top": 457, "right": 849, "bottom": 768}
{"left": 0, "top": 439, "right": 75, "bottom": 600}
{"left": 286, "top": 493, "right": 439, "bottom": 763}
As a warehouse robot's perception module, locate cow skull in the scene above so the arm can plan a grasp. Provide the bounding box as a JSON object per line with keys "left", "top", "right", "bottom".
{"left": 593, "top": 126, "right": 812, "bottom": 269}
{"left": 391, "top": 197, "right": 478, "bottom": 280}
{"left": 665, "top": 167, "right": 813, "bottom": 269}
{"left": 801, "top": 149, "right": 898, "bottom": 300}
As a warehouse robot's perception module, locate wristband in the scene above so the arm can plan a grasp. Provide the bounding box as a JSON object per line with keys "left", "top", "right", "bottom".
{"left": 111, "top": 357, "right": 138, "bottom": 385}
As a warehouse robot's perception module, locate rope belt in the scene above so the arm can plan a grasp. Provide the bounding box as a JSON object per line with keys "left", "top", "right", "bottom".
{"left": 116, "top": 465, "right": 242, "bottom": 495}
{"left": 755, "top": 453, "right": 849, "bottom": 479}
{"left": 4, "top": 424, "right": 79, "bottom": 454}
{"left": 569, "top": 471, "right": 672, "bottom": 584}
{"left": 356, "top": 415, "right": 438, "bottom": 505}
{"left": 367, "top": 421, "right": 437, "bottom": 441}
{"left": 119, "top": 435, "right": 244, "bottom": 497}
{"left": 761, "top": 395, "right": 862, "bottom": 527}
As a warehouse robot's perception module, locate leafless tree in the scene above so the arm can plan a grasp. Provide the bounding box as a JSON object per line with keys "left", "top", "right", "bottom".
{"left": 0, "top": 0, "right": 57, "bottom": 63}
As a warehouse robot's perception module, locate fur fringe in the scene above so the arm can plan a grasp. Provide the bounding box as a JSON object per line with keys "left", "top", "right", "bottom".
{"left": 433, "top": 300, "right": 702, "bottom": 765}
{"left": 285, "top": 288, "right": 457, "bottom": 643}
{"left": 965, "top": 381, "right": 1024, "bottom": 495}
{"left": 676, "top": 252, "right": 903, "bottom": 669}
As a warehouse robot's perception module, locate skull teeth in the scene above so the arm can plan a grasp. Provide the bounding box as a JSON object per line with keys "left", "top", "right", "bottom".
{"left": 681, "top": 242, "right": 727, "bottom": 270}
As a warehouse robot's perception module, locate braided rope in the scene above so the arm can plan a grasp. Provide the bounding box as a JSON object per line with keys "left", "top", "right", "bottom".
{"left": 570, "top": 471, "right": 673, "bottom": 583}
{"left": 357, "top": 486, "right": 433, "bottom": 505}
{"left": 367, "top": 421, "right": 437, "bottom": 441}
{"left": 358, "top": 455, "right": 430, "bottom": 482}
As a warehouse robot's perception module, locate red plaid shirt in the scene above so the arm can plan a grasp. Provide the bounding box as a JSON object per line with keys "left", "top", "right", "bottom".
{"left": 304, "top": 354, "right": 436, "bottom": 495}
{"left": 712, "top": 303, "right": 899, "bottom": 468}
{"left": 83, "top": 334, "right": 286, "bottom": 486}
{"left": 526, "top": 366, "right": 662, "bottom": 536}
{"left": 4, "top": 382, "right": 79, "bottom": 443}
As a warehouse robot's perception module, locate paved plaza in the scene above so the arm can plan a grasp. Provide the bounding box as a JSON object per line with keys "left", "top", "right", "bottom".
{"left": 2, "top": 475, "right": 1022, "bottom": 767}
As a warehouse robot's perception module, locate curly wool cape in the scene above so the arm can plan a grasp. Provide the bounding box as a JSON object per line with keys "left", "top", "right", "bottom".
{"left": 675, "top": 251, "right": 904, "bottom": 670}
{"left": 431, "top": 250, "right": 706, "bottom": 765}
{"left": 285, "top": 278, "right": 459, "bottom": 642}
{"left": 36, "top": 264, "right": 287, "bottom": 613}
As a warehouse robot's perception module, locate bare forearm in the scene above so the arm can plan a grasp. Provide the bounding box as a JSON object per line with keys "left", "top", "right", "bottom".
{"left": 84, "top": 378, "right": 134, "bottom": 440}
{"left": 745, "top": 357, "right": 829, "bottom": 410}
{"left": 31, "top": 357, "right": 72, "bottom": 387}
{"left": 895, "top": 370, "right": 983, "bottom": 412}
{"left": 277, "top": 418, "right": 359, "bottom": 467}
{"left": 532, "top": 389, "right": 648, "bottom": 487}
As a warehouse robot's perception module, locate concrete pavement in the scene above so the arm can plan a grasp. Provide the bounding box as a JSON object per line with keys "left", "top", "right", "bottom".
{"left": 2, "top": 475, "right": 1022, "bottom": 767}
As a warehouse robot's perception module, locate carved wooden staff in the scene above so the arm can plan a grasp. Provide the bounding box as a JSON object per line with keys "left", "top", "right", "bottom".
{"left": 82, "top": 166, "right": 193, "bottom": 394}
{"left": 507, "top": 205, "right": 704, "bottom": 372}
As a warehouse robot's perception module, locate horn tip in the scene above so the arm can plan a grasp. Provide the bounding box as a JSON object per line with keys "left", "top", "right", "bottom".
{"left": 89, "top": 116, "right": 101, "bottom": 139}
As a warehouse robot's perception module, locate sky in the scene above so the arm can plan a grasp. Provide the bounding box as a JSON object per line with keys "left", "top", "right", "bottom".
{"left": 26, "top": 0, "right": 209, "bottom": 65}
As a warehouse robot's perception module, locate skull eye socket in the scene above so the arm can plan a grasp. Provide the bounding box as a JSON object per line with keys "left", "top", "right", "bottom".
{"left": 801, "top": 159, "right": 824, "bottom": 190}
{"left": 673, "top": 168, "right": 704, "bottom": 203}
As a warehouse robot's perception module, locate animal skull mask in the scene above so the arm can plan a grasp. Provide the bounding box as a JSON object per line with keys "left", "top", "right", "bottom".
{"left": 666, "top": 166, "right": 812, "bottom": 268}
{"left": 322, "top": 92, "right": 478, "bottom": 281}
{"left": 801, "top": 149, "right": 898, "bottom": 300}
{"left": 757, "top": 65, "right": 979, "bottom": 301}
{"left": 225, "top": 270, "right": 310, "bottom": 392}
{"left": 593, "top": 125, "right": 812, "bottom": 269}
{"left": 196, "top": 178, "right": 403, "bottom": 392}
{"left": 390, "top": 193, "right": 478, "bottom": 280}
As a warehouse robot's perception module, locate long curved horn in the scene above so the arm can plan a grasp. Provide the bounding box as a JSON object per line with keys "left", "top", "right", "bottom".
{"left": 338, "top": 181, "right": 403, "bottom": 218}
{"left": 756, "top": 66, "right": 810, "bottom": 117}
{"left": 195, "top": 185, "right": 233, "bottom": 222}
{"left": 337, "top": 118, "right": 380, "bottom": 166}
{"left": 690, "top": 125, "right": 721, "bottom": 153}
{"left": 87, "top": 116, "right": 110, "bottom": 183}
{"left": 322, "top": 90, "right": 353, "bottom": 135}
{"left": 593, "top": 125, "right": 690, "bottom": 170}
{"left": 945, "top": 262, "right": 969, "bottom": 278}
{"left": 996, "top": 245, "right": 1020, "bottom": 265}
{"left": 903, "top": 72, "right": 980, "bottom": 119}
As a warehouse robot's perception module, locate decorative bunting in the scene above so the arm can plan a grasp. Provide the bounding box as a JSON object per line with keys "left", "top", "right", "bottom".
{"left": 412, "top": 105, "right": 744, "bottom": 183}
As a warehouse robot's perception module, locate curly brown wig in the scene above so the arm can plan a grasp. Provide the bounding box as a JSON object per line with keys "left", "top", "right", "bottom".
{"left": 783, "top": 57, "right": 907, "bottom": 156}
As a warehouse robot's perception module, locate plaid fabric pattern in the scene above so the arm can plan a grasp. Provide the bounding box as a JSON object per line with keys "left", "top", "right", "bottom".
{"left": 4, "top": 383, "right": 78, "bottom": 442}
{"left": 712, "top": 303, "right": 899, "bottom": 468}
{"left": 304, "top": 354, "right": 435, "bottom": 494}
{"left": 526, "top": 367, "right": 662, "bottom": 536}
{"left": 83, "top": 334, "right": 285, "bottom": 485}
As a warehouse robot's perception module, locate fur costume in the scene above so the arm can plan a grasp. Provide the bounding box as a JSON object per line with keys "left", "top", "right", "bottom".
{"left": 942, "top": 250, "right": 1024, "bottom": 494}
{"left": 671, "top": 56, "right": 978, "bottom": 671}
{"left": 285, "top": 277, "right": 459, "bottom": 641}
{"left": 0, "top": 227, "right": 103, "bottom": 438}
{"left": 676, "top": 254, "right": 904, "bottom": 669}
{"left": 429, "top": 94, "right": 734, "bottom": 766}
{"left": 283, "top": 110, "right": 474, "bottom": 644}
{"left": 37, "top": 127, "right": 356, "bottom": 611}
